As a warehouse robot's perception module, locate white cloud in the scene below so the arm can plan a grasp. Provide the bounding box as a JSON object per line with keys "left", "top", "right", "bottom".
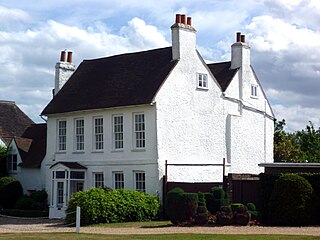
{"left": 272, "top": 104, "right": 320, "bottom": 132}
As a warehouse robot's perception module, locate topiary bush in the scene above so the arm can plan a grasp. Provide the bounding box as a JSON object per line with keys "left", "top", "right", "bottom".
{"left": 216, "top": 205, "right": 233, "bottom": 225}
{"left": 0, "top": 176, "right": 16, "bottom": 188}
{"left": 268, "top": 173, "right": 313, "bottom": 226}
{"left": 66, "top": 188, "right": 160, "bottom": 225}
{"left": 195, "top": 192, "right": 208, "bottom": 225}
{"left": 166, "top": 188, "right": 198, "bottom": 225}
{"left": 234, "top": 204, "right": 250, "bottom": 226}
{"left": 208, "top": 187, "right": 229, "bottom": 214}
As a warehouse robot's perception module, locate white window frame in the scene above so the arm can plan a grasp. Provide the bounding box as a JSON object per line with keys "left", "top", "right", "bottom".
{"left": 113, "top": 172, "right": 124, "bottom": 189}
{"left": 113, "top": 115, "right": 123, "bottom": 150}
{"left": 133, "top": 113, "right": 145, "bottom": 149}
{"left": 57, "top": 120, "right": 67, "bottom": 152}
{"left": 134, "top": 171, "right": 146, "bottom": 192}
{"left": 93, "top": 172, "right": 104, "bottom": 188}
{"left": 93, "top": 117, "right": 104, "bottom": 151}
{"left": 7, "top": 154, "right": 17, "bottom": 173}
{"left": 197, "top": 73, "right": 208, "bottom": 89}
{"left": 251, "top": 84, "right": 258, "bottom": 98}
{"left": 75, "top": 118, "right": 85, "bottom": 151}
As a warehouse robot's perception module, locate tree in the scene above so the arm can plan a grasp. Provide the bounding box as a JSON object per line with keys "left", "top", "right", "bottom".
{"left": 273, "top": 119, "right": 301, "bottom": 162}
{"left": 295, "top": 122, "right": 320, "bottom": 163}
{"left": 0, "top": 146, "right": 7, "bottom": 177}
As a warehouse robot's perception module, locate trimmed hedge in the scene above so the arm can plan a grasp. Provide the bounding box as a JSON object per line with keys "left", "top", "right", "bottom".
{"left": 166, "top": 188, "right": 198, "bottom": 224}
{"left": 268, "top": 174, "right": 313, "bottom": 226}
{"left": 66, "top": 188, "right": 160, "bottom": 225}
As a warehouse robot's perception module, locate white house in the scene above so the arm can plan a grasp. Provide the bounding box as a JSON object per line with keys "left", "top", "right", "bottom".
{"left": 6, "top": 123, "right": 47, "bottom": 194}
{"left": 40, "top": 14, "right": 274, "bottom": 218}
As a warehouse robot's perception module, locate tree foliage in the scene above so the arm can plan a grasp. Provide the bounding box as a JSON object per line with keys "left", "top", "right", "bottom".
{"left": 274, "top": 120, "right": 320, "bottom": 163}
{"left": 0, "top": 146, "right": 7, "bottom": 177}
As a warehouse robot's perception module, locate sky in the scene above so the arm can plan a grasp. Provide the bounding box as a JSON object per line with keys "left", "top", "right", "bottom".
{"left": 0, "top": 0, "right": 319, "bottom": 132}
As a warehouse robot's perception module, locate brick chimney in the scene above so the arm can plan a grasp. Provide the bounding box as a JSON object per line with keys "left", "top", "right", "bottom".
{"left": 54, "top": 50, "right": 76, "bottom": 96}
{"left": 171, "top": 14, "right": 197, "bottom": 60}
{"left": 231, "top": 32, "right": 250, "bottom": 69}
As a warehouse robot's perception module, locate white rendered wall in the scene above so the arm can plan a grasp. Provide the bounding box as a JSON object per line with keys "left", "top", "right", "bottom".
{"left": 7, "top": 141, "right": 44, "bottom": 194}
{"left": 44, "top": 105, "right": 159, "bottom": 205}
{"left": 155, "top": 49, "right": 226, "bottom": 185}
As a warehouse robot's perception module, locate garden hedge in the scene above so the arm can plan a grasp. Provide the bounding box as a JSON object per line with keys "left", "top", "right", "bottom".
{"left": 66, "top": 188, "right": 160, "bottom": 225}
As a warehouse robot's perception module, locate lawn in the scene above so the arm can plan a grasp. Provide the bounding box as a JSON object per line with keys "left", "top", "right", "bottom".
{"left": 0, "top": 233, "right": 319, "bottom": 240}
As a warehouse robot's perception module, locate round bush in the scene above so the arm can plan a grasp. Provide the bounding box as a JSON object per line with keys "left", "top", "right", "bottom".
{"left": 0, "top": 180, "right": 23, "bottom": 209}
{"left": 197, "top": 192, "right": 206, "bottom": 207}
{"left": 66, "top": 188, "right": 160, "bottom": 225}
{"left": 268, "top": 174, "right": 313, "bottom": 226}
{"left": 211, "top": 187, "right": 225, "bottom": 199}
{"left": 15, "top": 195, "right": 35, "bottom": 210}
{"left": 30, "top": 190, "right": 48, "bottom": 203}
{"left": 0, "top": 177, "right": 16, "bottom": 188}
{"left": 247, "top": 202, "right": 256, "bottom": 211}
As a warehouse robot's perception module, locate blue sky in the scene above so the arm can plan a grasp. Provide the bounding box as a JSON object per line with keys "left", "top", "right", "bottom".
{"left": 0, "top": 0, "right": 319, "bottom": 131}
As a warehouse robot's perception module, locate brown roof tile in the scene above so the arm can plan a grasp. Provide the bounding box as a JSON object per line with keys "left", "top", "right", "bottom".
{"left": 16, "top": 123, "right": 47, "bottom": 168}
{"left": 42, "top": 47, "right": 178, "bottom": 115}
{"left": 0, "top": 101, "right": 34, "bottom": 145}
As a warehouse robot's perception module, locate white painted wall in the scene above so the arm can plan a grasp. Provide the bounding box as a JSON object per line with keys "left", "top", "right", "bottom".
{"left": 7, "top": 140, "right": 44, "bottom": 194}
{"left": 44, "top": 104, "right": 160, "bottom": 209}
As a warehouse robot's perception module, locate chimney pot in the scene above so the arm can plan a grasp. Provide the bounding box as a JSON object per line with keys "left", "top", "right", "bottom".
{"left": 175, "top": 14, "right": 181, "bottom": 24}
{"left": 236, "top": 32, "right": 241, "bottom": 42}
{"left": 187, "top": 17, "right": 192, "bottom": 26}
{"left": 60, "top": 51, "right": 66, "bottom": 62}
{"left": 67, "top": 52, "right": 73, "bottom": 63}
{"left": 241, "top": 34, "right": 245, "bottom": 43}
{"left": 181, "top": 14, "right": 186, "bottom": 24}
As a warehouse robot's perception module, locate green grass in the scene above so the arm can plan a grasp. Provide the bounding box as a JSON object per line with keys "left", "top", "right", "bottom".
{"left": 0, "top": 233, "right": 320, "bottom": 240}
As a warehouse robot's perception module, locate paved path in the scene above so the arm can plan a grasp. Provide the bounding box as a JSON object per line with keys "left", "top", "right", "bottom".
{"left": 0, "top": 217, "right": 320, "bottom": 236}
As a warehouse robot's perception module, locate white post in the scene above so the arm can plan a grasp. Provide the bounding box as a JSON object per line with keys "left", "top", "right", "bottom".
{"left": 76, "top": 206, "right": 81, "bottom": 233}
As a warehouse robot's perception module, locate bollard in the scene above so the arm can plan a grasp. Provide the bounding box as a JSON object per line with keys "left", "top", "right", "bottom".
{"left": 76, "top": 206, "right": 81, "bottom": 233}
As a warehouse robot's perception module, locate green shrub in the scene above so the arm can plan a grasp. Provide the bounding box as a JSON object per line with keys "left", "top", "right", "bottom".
{"left": 166, "top": 189, "right": 198, "bottom": 224}
{"left": 230, "top": 203, "right": 242, "bottom": 213}
{"left": 197, "top": 192, "right": 206, "bottom": 207}
{"left": 31, "top": 190, "right": 48, "bottom": 203}
{"left": 66, "top": 188, "right": 160, "bottom": 225}
{"left": 268, "top": 174, "right": 313, "bottom": 226}
{"left": 0, "top": 180, "right": 23, "bottom": 209}
{"left": 247, "top": 202, "right": 256, "bottom": 211}
{"left": 216, "top": 205, "right": 233, "bottom": 225}
{"left": 211, "top": 187, "right": 225, "bottom": 199}
{"left": 0, "top": 176, "right": 16, "bottom": 188}
{"left": 204, "top": 192, "right": 214, "bottom": 213}
{"left": 15, "top": 195, "right": 35, "bottom": 210}
{"left": 208, "top": 187, "right": 229, "bottom": 214}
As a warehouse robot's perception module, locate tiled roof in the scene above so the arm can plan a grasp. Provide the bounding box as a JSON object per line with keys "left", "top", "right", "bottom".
{"left": 50, "top": 161, "right": 87, "bottom": 169}
{"left": 42, "top": 47, "right": 178, "bottom": 115}
{"left": 16, "top": 123, "right": 47, "bottom": 168}
{"left": 207, "top": 61, "right": 239, "bottom": 92}
{"left": 0, "top": 101, "right": 34, "bottom": 145}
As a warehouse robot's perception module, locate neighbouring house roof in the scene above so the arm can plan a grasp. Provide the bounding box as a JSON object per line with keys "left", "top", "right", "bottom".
{"left": 42, "top": 47, "right": 179, "bottom": 115}
{"left": 50, "top": 161, "right": 87, "bottom": 170}
{"left": 14, "top": 123, "right": 47, "bottom": 168}
{"left": 207, "top": 61, "right": 239, "bottom": 92}
{"left": 0, "top": 101, "right": 34, "bottom": 145}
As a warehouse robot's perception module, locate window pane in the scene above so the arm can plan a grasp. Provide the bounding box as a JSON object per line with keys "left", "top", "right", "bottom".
{"left": 113, "top": 115, "right": 123, "bottom": 149}
{"left": 94, "top": 117, "right": 104, "bottom": 150}
{"left": 134, "top": 114, "right": 145, "bottom": 149}
{"left": 114, "top": 172, "right": 124, "bottom": 189}
{"left": 75, "top": 119, "right": 84, "bottom": 150}
{"left": 135, "top": 172, "right": 145, "bottom": 192}
{"left": 94, "top": 173, "right": 104, "bottom": 188}
{"left": 58, "top": 120, "right": 66, "bottom": 151}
